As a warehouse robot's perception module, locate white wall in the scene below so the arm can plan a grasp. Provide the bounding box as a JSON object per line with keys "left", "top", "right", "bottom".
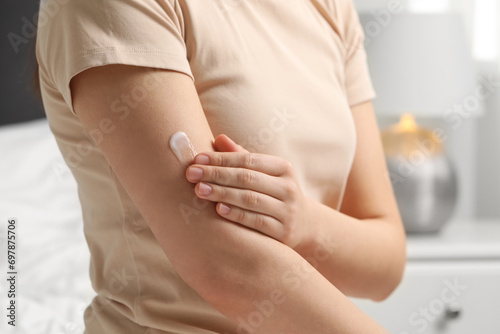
{"left": 476, "top": 71, "right": 500, "bottom": 218}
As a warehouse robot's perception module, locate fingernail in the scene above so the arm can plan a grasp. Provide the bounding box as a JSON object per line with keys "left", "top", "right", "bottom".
{"left": 218, "top": 203, "right": 231, "bottom": 215}
{"left": 187, "top": 167, "right": 203, "bottom": 181}
{"left": 198, "top": 183, "right": 212, "bottom": 196}
{"left": 195, "top": 154, "right": 210, "bottom": 165}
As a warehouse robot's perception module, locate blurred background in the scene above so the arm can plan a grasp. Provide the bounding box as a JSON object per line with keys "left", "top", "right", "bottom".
{"left": 353, "top": 0, "right": 500, "bottom": 222}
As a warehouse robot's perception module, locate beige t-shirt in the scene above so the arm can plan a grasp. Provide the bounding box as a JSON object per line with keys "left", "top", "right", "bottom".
{"left": 36, "top": 0, "right": 375, "bottom": 332}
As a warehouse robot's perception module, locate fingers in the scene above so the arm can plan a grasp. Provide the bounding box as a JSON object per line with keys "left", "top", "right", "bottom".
{"left": 194, "top": 182, "right": 287, "bottom": 220}
{"left": 193, "top": 152, "right": 293, "bottom": 177}
{"left": 186, "top": 164, "right": 290, "bottom": 200}
{"left": 215, "top": 202, "right": 284, "bottom": 241}
{"left": 213, "top": 134, "right": 249, "bottom": 153}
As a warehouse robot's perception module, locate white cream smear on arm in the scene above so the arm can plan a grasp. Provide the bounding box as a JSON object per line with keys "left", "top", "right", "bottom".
{"left": 169, "top": 131, "right": 198, "bottom": 166}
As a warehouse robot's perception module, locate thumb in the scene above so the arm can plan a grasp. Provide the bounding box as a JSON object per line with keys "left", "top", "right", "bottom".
{"left": 213, "top": 134, "right": 249, "bottom": 153}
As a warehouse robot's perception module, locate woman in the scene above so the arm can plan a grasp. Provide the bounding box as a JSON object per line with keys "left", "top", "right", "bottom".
{"left": 36, "top": 0, "right": 406, "bottom": 332}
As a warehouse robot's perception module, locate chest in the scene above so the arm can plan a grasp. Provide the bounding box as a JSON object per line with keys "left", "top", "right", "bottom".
{"left": 179, "top": 0, "right": 357, "bottom": 204}
{"left": 183, "top": 0, "right": 346, "bottom": 89}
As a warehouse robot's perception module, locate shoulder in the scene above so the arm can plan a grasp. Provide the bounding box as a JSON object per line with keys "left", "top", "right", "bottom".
{"left": 309, "top": 0, "right": 364, "bottom": 60}
{"left": 311, "top": 0, "right": 362, "bottom": 35}
{"left": 36, "top": 0, "right": 191, "bottom": 116}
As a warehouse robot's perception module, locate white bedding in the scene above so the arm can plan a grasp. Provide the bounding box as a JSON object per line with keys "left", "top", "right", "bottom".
{"left": 0, "top": 119, "right": 94, "bottom": 334}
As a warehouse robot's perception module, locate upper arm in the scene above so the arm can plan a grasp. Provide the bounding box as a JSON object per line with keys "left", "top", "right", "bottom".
{"left": 70, "top": 64, "right": 257, "bottom": 298}
{"left": 340, "top": 101, "right": 403, "bottom": 228}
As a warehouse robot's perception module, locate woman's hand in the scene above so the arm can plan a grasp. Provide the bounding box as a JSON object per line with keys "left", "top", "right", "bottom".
{"left": 185, "top": 135, "right": 314, "bottom": 249}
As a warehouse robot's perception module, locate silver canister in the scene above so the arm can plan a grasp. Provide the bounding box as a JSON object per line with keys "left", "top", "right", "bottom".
{"left": 382, "top": 115, "right": 458, "bottom": 233}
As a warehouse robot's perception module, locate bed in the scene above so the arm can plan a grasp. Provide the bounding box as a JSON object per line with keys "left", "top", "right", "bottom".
{"left": 0, "top": 118, "right": 94, "bottom": 334}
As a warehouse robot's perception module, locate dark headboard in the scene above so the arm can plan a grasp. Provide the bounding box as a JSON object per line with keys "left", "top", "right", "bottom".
{"left": 0, "top": 1, "right": 46, "bottom": 126}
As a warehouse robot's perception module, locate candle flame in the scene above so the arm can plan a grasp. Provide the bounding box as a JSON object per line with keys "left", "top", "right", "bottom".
{"left": 382, "top": 113, "right": 443, "bottom": 156}
{"left": 398, "top": 113, "right": 418, "bottom": 132}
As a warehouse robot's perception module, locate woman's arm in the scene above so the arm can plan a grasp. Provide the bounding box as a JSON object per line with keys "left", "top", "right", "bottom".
{"left": 186, "top": 101, "right": 406, "bottom": 301}
{"left": 294, "top": 101, "right": 406, "bottom": 301}
{"left": 70, "top": 64, "right": 388, "bottom": 332}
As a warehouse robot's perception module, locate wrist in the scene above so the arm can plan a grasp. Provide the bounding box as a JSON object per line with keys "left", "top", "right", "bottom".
{"left": 293, "top": 196, "right": 321, "bottom": 255}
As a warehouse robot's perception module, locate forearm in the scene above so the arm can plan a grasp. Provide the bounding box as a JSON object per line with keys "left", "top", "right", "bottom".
{"left": 219, "top": 247, "right": 389, "bottom": 334}
{"left": 294, "top": 197, "right": 406, "bottom": 301}
{"left": 127, "top": 143, "right": 387, "bottom": 332}
{"left": 178, "top": 206, "right": 388, "bottom": 333}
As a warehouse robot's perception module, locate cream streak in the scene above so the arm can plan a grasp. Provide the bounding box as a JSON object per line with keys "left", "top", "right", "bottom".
{"left": 169, "top": 131, "right": 197, "bottom": 166}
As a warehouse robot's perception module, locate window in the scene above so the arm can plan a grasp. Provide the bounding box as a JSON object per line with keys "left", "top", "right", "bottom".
{"left": 472, "top": 0, "right": 498, "bottom": 61}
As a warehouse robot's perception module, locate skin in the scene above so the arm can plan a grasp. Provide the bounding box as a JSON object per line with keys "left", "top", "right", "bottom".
{"left": 70, "top": 64, "right": 395, "bottom": 333}
{"left": 187, "top": 101, "right": 407, "bottom": 301}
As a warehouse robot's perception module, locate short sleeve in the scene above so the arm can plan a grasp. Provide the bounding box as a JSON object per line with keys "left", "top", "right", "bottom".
{"left": 36, "top": 0, "right": 193, "bottom": 116}
{"left": 335, "top": 0, "right": 376, "bottom": 107}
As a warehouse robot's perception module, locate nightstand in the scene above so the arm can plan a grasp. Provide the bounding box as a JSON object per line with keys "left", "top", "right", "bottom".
{"left": 351, "top": 220, "right": 500, "bottom": 334}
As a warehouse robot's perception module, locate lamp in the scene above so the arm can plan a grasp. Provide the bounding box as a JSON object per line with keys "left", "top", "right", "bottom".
{"left": 359, "top": 12, "right": 478, "bottom": 116}
{"left": 359, "top": 12, "right": 478, "bottom": 233}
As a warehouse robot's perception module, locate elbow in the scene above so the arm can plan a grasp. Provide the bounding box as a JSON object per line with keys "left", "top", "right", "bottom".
{"left": 178, "top": 245, "right": 264, "bottom": 312}
{"left": 370, "top": 258, "right": 406, "bottom": 302}
{"left": 184, "top": 234, "right": 293, "bottom": 316}
{"left": 371, "top": 237, "right": 407, "bottom": 302}
{"left": 198, "top": 266, "right": 250, "bottom": 311}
